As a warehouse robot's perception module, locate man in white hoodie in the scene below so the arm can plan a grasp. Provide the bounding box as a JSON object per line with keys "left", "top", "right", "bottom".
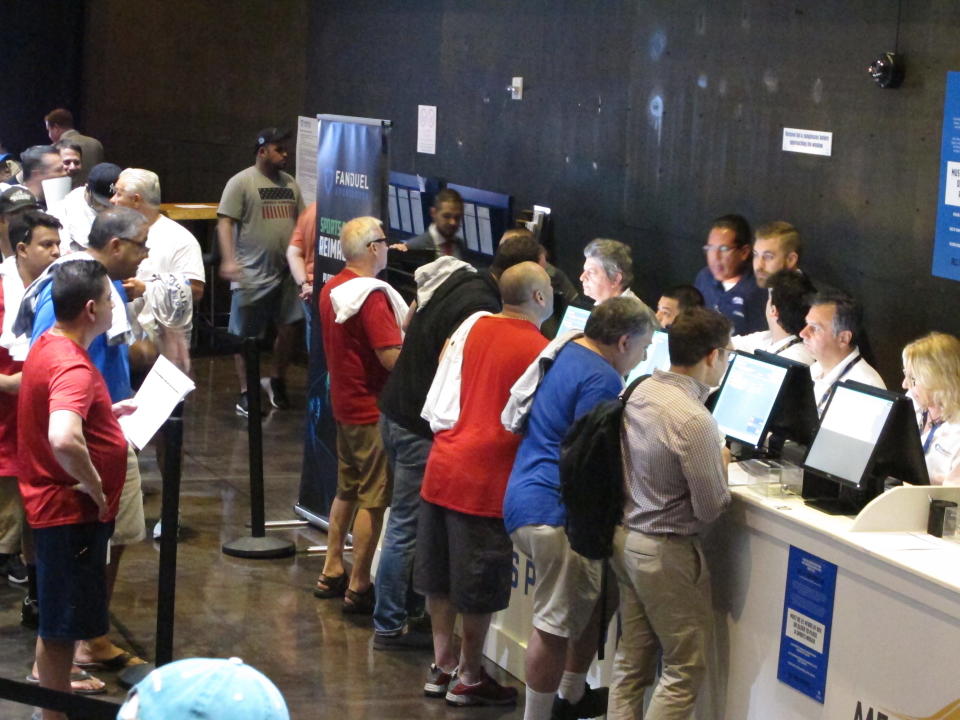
{"left": 314, "top": 216, "right": 404, "bottom": 614}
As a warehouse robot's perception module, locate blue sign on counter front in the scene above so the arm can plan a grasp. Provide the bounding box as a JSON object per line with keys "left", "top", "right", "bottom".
{"left": 932, "top": 71, "right": 960, "bottom": 282}
{"left": 777, "top": 546, "right": 837, "bottom": 703}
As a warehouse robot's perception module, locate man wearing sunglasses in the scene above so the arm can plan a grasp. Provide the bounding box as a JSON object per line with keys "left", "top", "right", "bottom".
{"left": 693, "top": 214, "right": 767, "bottom": 336}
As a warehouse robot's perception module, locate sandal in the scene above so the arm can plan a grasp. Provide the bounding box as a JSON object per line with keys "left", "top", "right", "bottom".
{"left": 342, "top": 584, "right": 375, "bottom": 615}
{"left": 314, "top": 573, "right": 348, "bottom": 598}
{"left": 73, "top": 651, "right": 146, "bottom": 671}
{"left": 26, "top": 670, "right": 106, "bottom": 695}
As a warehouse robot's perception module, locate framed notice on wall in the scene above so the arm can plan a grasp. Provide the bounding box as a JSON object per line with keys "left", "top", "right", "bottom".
{"left": 932, "top": 71, "right": 960, "bottom": 282}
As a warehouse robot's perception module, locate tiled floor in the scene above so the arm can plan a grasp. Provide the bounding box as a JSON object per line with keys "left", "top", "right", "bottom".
{"left": 0, "top": 355, "right": 524, "bottom": 719}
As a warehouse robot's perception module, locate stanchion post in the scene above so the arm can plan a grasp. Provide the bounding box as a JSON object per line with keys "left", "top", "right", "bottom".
{"left": 222, "top": 337, "right": 295, "bottom": 558}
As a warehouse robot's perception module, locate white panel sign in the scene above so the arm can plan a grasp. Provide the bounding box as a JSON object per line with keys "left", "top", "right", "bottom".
{"left": 782, "top": 127, "right": 833, "bottom": 157}
{"left": 417, "top": 104, "right": 437, "bottom": 154}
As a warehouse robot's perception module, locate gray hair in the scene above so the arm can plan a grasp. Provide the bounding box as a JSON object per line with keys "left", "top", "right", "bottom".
{"left": 88, "top": 206, "right": 147, "bottom": 250}
{"left": 118, "top": 168, "right": 162, "bottom": 207}
{"left": 20, "top": 145, "right": 59, "bottom": 181}
{"left": 340, "top": 216, "right": 383, "bottom": 260}
{"left": 583, "top": 238, "right": 634, "bottom": 289}
{"left": 585, "top": 296, "right": 656, "bottom": 345}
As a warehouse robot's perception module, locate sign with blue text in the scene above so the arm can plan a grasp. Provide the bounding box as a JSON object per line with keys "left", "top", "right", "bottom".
{"left": 777, "top": 546, "right": 837, "bottom": 703}
{"left": 932, "top": 72, "right": 960, "bottom": 282}
{"left": 296, "top": 115, "right": 391, "bottom": 522}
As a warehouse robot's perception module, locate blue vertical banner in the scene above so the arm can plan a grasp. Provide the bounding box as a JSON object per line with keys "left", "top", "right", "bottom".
{"left": 932, "top": 72, "right": 960, "bottom": 281}
{"left": 777, "top": 546, "right": 837, "bottom": 704}
{"left": 296, "top": 115, "right": 391, "bottom": 522}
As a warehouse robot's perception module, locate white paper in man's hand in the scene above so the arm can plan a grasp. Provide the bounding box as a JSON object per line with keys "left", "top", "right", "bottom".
{"left": 118, "top": 354, "right": 196, "bottom": 449}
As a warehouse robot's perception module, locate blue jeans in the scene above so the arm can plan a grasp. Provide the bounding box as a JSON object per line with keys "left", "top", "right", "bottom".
{"left": 374, "top": 415, "right": 432, "bottom": 635}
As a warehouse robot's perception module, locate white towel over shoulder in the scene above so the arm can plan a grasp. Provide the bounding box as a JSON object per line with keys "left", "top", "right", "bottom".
{"left": 421, "top": 310, "right": 492, "bottom": 433}
{"left": 329, "top": 277, "right": 408, "bottom": 335}
{"left": 501, "top": 330, "right": 583, "bottom": 433}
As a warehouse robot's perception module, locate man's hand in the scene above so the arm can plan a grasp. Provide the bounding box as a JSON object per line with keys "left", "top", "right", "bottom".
{"left": 111, "top": 399, "right": 138, "bottom": 417}
{"left": 219, "top": 259, "right": 243, "bottom": 282}
{"left": 298, "top": 282, "right": 313, "bottom": 302}
{"left": 122, "top": 277, "right": 146, "bottom": 299}
{"left": 73, "top": 481, "right": 109, "bottom": 521}
{"left": 0, "top": 371, "right": 21, "bottom": 395}
{"left": 389, "top": 242, "right": 409, "bottom": 252}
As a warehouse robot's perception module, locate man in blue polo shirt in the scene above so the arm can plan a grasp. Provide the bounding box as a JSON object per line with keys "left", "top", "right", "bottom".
{"left": 503, "top": 296, "right": 656, "bottom": 720}
{"left": 693, "top": 214, "right": 767, "bottom": 335}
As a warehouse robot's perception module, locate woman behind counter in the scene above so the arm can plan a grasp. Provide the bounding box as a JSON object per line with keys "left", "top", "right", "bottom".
{"left": 902, "top": 332, "right": 960, "bottom": 485}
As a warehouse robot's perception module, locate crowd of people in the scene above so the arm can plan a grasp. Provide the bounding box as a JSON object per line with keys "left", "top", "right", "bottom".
{"left": 1, "top": 112, "right": 958, "bottom": 720}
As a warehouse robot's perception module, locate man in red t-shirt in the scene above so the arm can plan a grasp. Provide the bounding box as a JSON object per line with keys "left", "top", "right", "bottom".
{"left": 18, "top": 260, "right": 135, "bottom": 719}
{"left": 414, "top": 262, "right": 553, "bottom": 706}
{"left": 314, "top": 216, "right": 404, "bottom": 613}
{"left": 0, "top": 210, "right": 62, "bottom": 587}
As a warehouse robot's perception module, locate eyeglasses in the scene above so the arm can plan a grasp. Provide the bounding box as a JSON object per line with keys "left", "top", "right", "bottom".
{"left": 367, "top": 237, "right": 388, "bottom": 247}
{"left": 702, "top": 244, "right": 736, "bottom": 255}
{"left": 717, "top": 347, "right": 736, "bottom": 363}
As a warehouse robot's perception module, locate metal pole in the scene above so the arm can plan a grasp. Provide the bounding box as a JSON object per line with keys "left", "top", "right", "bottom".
{"left": 155, "top": 408, "right": 183, "bottom": 665}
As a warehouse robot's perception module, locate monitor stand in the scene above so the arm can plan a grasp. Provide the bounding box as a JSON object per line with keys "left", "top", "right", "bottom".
{"left": 804, "top": 496, "right": 859, "bottom": 516}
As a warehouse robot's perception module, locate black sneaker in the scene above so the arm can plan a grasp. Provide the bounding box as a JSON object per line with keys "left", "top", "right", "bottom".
{"left": 1, "top": 553, "right": 27, "bottom": 585}
{"left": 21, "top": 595, "right": 39, "bottom": 629}
{"left": 373, "top": 629, "right": 433, "bottom": 651}
{"left": 551, "top": 684, "right": 609, "bottom": 720}
{"left": 235, "top": 392, "right": 250, "bottom": 417}
{"left": 261, "top": 377, "right": 290, "bottom": 409}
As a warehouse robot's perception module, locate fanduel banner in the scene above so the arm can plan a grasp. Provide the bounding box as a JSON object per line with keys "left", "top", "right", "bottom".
{"left": 296, "top": 114, "right": 391, "bottom": 523}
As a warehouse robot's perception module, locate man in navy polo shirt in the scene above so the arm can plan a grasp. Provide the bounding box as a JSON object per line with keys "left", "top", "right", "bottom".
{"left": 693, "top": 214, "right": 767, "bottom": 335}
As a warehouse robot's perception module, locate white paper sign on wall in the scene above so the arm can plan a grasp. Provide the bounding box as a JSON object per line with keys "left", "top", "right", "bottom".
{"left": 782, "top": 127, "right": 833, "bottom": 157}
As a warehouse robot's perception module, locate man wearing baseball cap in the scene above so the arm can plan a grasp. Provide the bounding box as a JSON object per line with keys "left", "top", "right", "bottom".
{"left": 116, "top": 657, "right": 289, "bottom": 720}
{"left": 217, "top": 128, "right": 304, "bottom": 416}
{"left": 48, "top": 162, "right": 122, "bottom": 253}
{"left": 0, "top": 186, "right": 40, "bottom": 259}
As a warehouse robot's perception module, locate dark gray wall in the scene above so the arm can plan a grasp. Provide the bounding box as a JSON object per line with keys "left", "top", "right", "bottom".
{"left": 80, "top": 0, "right": 310, "bottom": 204}
{"left": 305, "top": 0, "right": 960, "bottom": 384}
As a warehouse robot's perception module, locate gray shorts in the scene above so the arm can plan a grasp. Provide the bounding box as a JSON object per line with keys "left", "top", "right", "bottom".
{"left": 228, "top": 276, "right": 303, "bottom": 338}
{"left": 413, "top": 499, "right": 513, "bottom": 614}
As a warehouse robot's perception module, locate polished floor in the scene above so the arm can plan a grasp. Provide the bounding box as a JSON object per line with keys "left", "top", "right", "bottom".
{"left": 0, "top": 355, "right": 525, "bottom": 719}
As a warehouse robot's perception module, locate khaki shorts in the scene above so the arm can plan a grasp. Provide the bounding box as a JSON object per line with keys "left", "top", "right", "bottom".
{"left": 335, "top": 422, "right": 391, "bottom": 509}
{"left": 111, "top": 445, "right": 145, "bottom": 546}
{"left": 512, "top": 524, "right": 602, "bottom": 639}
{"left": 0, "top": 475, "right": 24, "bottom": 554}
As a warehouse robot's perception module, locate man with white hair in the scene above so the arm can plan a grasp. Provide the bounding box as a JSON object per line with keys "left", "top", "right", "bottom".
{"left": 314, "top": 216, "right": 404, "bottom": 614}
{"left": 111, "top": 168, "right": 204, "bottom": 373}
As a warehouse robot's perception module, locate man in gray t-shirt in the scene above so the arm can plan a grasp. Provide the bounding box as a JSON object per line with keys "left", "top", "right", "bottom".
{"left": 217, "top": 127, "right": 304, "bottom": 416}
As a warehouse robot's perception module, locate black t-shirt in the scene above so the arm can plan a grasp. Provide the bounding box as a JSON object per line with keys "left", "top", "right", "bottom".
{"left": 378, "top": 268, "right": 501, "bottom": 438}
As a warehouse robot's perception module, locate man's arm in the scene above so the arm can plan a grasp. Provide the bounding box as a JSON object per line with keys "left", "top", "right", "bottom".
{"left": 0, "top": 371, "right": 21, "bottom": 394}
{"left": 189, "top": 280, "right": 205, "bottom": 304}
{"left": 48, "top": 409, "right": 108, "bottom": 520}
{"left": 216, "top": 216, "right": 242, "bottom": 282}
{"left": 374, "top": 346, "right": 402, "bottom": 371}
{"left": 677, "top": 414, "right": 731, "bottom": 525}
{"left": 286, "top": 243, "right": 311, "bottom": 301}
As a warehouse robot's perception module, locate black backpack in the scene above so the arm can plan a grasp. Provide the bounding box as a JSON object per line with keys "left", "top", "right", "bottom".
{"left": 560, "top": 375, "right": 647, "bottom": 560}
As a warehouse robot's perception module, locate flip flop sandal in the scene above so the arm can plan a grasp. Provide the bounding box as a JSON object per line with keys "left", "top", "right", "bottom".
{"left": 314, "top": 573, "right": 348, "bottom": 598}
{"left": 342, "top": 585, "right": 375, "bottom": 615}
{"left": 74, "top": 651, "right": 145, "bottom": 671}
{"left": 26, "top": 670, "right": 107, "bottom": 695}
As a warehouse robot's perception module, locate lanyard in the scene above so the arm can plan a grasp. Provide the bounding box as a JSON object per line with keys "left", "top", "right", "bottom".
{"left": 817, "top": 355, "right": 862, "bottom": 416}
{"left": 923, "top": 418, "right": 944, "bottom": 455}
{"left": 774, "top": 337, "right": 803, "bottom": 355}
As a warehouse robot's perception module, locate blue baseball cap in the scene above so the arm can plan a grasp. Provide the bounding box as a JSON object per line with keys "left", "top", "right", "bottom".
{"left": 117, "top": 657, "right": 289, "bottom": 720}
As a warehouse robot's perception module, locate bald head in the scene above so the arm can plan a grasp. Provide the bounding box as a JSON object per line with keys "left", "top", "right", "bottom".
{"left": 499, "top": 261, "right": 553, "bottom": 325}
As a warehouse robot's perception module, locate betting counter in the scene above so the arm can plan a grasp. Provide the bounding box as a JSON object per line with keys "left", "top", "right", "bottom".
{"left": 701, "top": 478, "right": 960, "bottom": 719}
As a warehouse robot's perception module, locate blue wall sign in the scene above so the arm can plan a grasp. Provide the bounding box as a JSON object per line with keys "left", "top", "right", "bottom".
{"left": 777, "top": 546, "right": 837, "bottom": 704}
{"left": 932, "top": 71, "right": 960, "bottom": 282}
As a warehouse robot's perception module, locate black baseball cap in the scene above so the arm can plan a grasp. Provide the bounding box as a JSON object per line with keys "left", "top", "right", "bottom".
{"left": 0, "top": 186, "right": 38, "bottom": 215}
{"left": 86, "top": 162, "right": 122, "bottom": 206}
{"left": 254, "top": 127, "right": 291, "bottom": 150}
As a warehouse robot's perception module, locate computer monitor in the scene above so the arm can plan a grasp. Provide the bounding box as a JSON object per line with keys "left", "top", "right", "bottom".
{"left": 556, "top": 303, "right": 591, "bottom": 336}
{"left": 711, "top": 352, "right": 790, "bottom": 448}
{"left": 754, "top": 350, "right": 819, "bottom": 450}
{"left": 625, "top": 329, "right": 671, "bottom": 384}
{"left": 802, "top": 380, "right": 929, "bottom": 512}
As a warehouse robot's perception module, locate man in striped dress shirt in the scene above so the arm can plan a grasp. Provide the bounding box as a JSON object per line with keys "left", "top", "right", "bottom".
{"left": 609, "top": 307, "right": 734, "bottom": 720}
